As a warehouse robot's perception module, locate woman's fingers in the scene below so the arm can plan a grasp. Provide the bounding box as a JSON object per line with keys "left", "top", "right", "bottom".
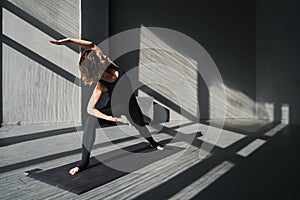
{"left": 115, "top": 117, "right": 124, "bottom": 123}
{"left": 50, "top": 40, "right": 58, "bottom": 44}
{"left": 50, "top": 40, "right": 63, "bottom": 45}
{"left": 105, "top": 116, "right": 124, "bottom": 123}
{"left": 50, "top": 38, "right": 70, "bottom": 45}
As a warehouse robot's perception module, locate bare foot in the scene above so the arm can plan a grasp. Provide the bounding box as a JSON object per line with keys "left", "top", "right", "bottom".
{"left": 150, "top": 144, "right": 165, "bottom": 151}
{"left": 69, "top": 167, "right": 80, "bottom": 175}
{"left": 156, "top": 144, "right": 165, "bottom": 151}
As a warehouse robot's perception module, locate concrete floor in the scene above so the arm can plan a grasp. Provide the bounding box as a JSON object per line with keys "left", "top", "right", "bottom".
{"left": 0, "top": 119, "right": 299, "bottom": 199}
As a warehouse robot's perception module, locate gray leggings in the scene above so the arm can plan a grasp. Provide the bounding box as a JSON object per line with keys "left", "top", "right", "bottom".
{"left": 78, "top": 94, "right": 158, "bottom": 170}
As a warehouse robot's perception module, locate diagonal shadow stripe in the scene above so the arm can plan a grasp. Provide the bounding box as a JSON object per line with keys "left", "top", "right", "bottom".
{"left": 0, "top": 135, "right": 139, "bottom": 174}
{"left": 2, "top": 35, "right": 81, "bottom": 86}
{"left": 2, "top": 0, "right": 79, "bottom": 53}
{"left": 0, "top": 121, "right": 196, "bottom": 149}
{"left": 134, "top": 149, "right": 226, "bottom": 200}
{"left": 0, "top": 137, "right": 172, "bottom": 174}
{"left": 0, "top": 122, "right": 138, "bottom": 147}
{"left": 160, "top": 122, "right": 284, "bottom": 160}
{"left": 26, "top": 143, "right": 183, "bottom": 195}
{"left": 0, "top": 127, "right": 80, "bottom": 147}
{"left": 0, "top": 122, "right": 195, "bottom": 173}
{"left": 135, "top": 125, "right": 291, "bottom": 200}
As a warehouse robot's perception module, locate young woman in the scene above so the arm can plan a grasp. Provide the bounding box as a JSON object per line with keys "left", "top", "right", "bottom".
{"left": 50, "top": 38, "right": 164, "bottom": 175}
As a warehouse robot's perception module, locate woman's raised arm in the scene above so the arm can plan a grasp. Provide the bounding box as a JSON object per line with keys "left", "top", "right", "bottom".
{"left": 50, "top": 38, "right": 95, "bottom": 50}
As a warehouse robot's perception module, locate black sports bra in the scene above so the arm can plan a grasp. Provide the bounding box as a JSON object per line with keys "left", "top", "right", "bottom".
{"left": 99, "top": 65, "right": 123, "bottom": 95}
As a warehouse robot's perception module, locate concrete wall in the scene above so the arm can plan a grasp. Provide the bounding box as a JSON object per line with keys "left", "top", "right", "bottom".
{"left": 81, "top": 0, "right": 109, "bottom": 123}
{"left": 2, "top": 0, "right": 81, "bottom": 125}
{"left": 5, "top": 0, "right": 298, "bottom": 126}
{"left": 109, "top": 0, "right": 256, "bottom": 121}
{"left": 256, "top": 0, "right": 300, "bottom": 125}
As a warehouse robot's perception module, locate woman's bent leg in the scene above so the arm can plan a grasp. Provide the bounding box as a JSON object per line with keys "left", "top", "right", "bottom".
{"left": 127, "top": 95, "right": 164, "bottom": 149}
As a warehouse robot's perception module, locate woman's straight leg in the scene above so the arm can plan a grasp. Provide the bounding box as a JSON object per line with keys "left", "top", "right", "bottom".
{"left": 78, "top": 115, "right": 100, "bottom": 169}
{"left": 78, "top": 107, "right": 118, "bottom": 169}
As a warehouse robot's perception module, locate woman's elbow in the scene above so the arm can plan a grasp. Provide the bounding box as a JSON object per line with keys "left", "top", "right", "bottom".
{"left": 87, "top": 107, "right": 94, "bottom": 115}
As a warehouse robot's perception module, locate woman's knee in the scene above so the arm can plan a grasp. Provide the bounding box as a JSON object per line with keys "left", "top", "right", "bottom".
{"left": 84, "top": 115, "right": 99, "bottom": 129}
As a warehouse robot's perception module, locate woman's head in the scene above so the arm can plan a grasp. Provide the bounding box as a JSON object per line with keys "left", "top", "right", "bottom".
{"left": 79, "top": 49, "right": 105, "bottom": 85}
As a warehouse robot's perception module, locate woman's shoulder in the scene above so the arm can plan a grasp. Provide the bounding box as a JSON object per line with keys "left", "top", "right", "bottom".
{"left": 96, "top": 81, "right": 108, "bottom": 92}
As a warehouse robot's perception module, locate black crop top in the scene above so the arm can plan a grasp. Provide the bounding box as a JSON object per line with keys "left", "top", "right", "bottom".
{"left": 98, "top": 65, "right": 123, "bottom": 96}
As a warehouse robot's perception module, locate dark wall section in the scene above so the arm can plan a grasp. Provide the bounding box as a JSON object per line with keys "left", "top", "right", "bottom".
{"left": 256, "top": 0, "right": 300, "bottom": 125}
{"left": 0, "top": 1, "right": 2, "bottom": 127}
{"left": 81, "top": 0, "right": 109, "bottom": 123}
{"left": 108, "top": 0, "right": 140, "bottom": 74}
{"left": 81, "top": 0, "right": 109, "bottom": 44}
{"left": 109, "top": 0, "right": 256, "bottom": 120}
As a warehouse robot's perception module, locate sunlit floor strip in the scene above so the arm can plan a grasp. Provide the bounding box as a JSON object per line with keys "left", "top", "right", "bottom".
{"left": 81, "top": 143, "right": 211, "bottom": 199}
{"left": 169, "top": 161, "right": 234, "bottom": 200}
{"left": 236, "top": 139, "right": 266, "bottom": 157}
{"left": 177, "top": 123, "right": 246, "bottom": 148}
{"left": 264, "top": 124, "right": 287, "bottom": 137}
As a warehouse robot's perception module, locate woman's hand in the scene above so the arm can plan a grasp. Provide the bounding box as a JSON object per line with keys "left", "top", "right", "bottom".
{"left": 105, "top": 116, "right": 124, "bottom": 123}
{"left": 50, "top": 38, "right": 70, "bottom": 45}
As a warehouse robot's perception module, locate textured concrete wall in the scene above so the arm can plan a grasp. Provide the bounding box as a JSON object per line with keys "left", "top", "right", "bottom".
{"left": 109, "top": 0, "right": 256, "bottom": 121}
{"left": 138, "top": 26, "right": 198, "bottom": 121}
{"left": 2, "top": 0, "right": 81, "bottom": 125}
{"left": 256, "top": 0, "right": 300, "bottom": 125}
{"left": 81, "top": 0, "right": 109, "bottom": 124}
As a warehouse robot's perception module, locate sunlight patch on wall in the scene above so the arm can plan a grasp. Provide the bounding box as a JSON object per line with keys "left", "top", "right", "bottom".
{"left": 2, "top": 8, "right": 79, "bottom": 77}
{"left": 2, "top": 44, "right": 81, "bottom": 125}
{"left": 139, "top": 26, "right": 199, "bottom": 121}
{"left": 8, "top": 0, "right": 80, "bottom": 39}
{"left": 256, "top": 102, "right": 274, "bottom": 122}
{"left": 281, "top": 103, "right": 289, "bottom": 125}
{"left": 210, "top": 84, "right": 256, "bottom": 119}
{"left": 2, "top": 2, "right": 81, "bottom": 125}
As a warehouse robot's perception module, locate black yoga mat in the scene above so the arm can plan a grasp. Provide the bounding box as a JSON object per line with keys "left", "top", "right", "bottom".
{"left": 26, "top": 142, "right": 183, "bottom": 195}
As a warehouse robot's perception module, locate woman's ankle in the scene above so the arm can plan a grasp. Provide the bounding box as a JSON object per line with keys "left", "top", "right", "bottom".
{"left": 77, "top": 162, "right": 89, "bottom": 170}
{"left": 145, "top": 137, "right": 158, "bottom": 147}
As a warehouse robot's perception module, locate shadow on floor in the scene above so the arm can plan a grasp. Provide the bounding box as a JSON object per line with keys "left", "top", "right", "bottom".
{"left": 26, "top": 142, "right": 183, "bottom": 195}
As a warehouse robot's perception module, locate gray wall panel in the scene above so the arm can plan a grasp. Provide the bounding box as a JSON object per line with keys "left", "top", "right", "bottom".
{"left": 2, "top": 0, "right": 81, "bottom": 125}
{"left": 256, "top": 0, "right": 300, "bottom": 125}
{"left": 8, "top": 0, "right": 80, "bottom": 38}
{"left": 3, "top": 44, "right": 80, "bottom": 125}
{"left": 81, "top": 0, "right": 109, "bottom": 124}
{"left": 109, "top": 0, "right": 256, "bottom": 121}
